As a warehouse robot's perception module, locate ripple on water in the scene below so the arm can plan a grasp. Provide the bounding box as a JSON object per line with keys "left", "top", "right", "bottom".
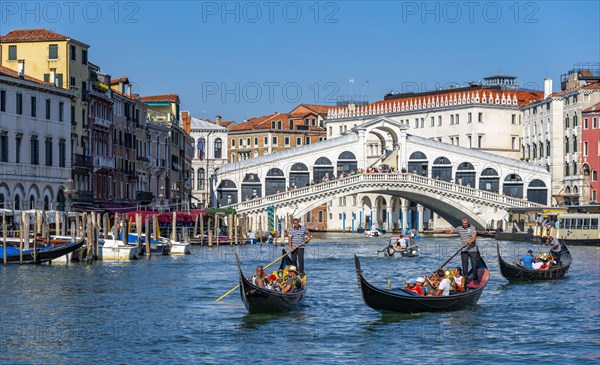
{"left": 0, "top": 237, "right": 598, "bottom": 364}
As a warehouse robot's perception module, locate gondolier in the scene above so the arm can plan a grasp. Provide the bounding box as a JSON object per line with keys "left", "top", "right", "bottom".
{"left": 455, "top": 217, "right": 479, "bottom": 285}
{"left": 288, "top": 217, "right": 311, "bottom": 276}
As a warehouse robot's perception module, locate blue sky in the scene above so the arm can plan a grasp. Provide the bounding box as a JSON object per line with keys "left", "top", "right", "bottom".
{"left": 2, "top": 1, "right": 599, "bottom": 121}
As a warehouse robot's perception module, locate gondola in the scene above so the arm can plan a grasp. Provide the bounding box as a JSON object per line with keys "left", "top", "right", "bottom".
{"left": 236, "top": 253, "right": 307, "bottom": 314}
{"left": 354, "top": 254, "right": 489, "bottom": 313}
{"left": 0, "top": 239, "right": 85, "bottom": 264}
{"left": 496, "top": 243, "right": 572, "bottom": 281}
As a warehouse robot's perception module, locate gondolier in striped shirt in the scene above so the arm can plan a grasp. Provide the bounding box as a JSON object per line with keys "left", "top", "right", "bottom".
{"left": 455, "top": 217, "right": 479, "bottom": 285}
{"left": 288, "top": 217, "right": 311, "bottom": 276}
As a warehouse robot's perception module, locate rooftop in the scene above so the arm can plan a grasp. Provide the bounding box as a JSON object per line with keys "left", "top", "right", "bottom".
{"left": 140, "top": 94, "right": 180, "bottom": 103}
{"left": 582, "top": 102, "right": 600, "bottom": 113}
{"left": 0, "top": 28, "right": 89, "bottom": 47}
{"left": 190, "top": 117, "right": 228, "bottom": 131}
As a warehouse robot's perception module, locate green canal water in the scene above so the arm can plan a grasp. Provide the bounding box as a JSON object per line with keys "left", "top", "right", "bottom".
{"left": 1, "top": 235, "right": 599, "bottom": 364}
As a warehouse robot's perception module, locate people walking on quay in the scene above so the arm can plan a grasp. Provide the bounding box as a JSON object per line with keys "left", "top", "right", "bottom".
{"left": 288, "top": 217, "right": 311, "bottom": 276}
{"left": 455, "top": 217, "right": 479, "bottom": 285}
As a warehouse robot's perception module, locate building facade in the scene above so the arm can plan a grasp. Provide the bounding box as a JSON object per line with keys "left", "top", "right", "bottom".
{"left": 0, "top": 66, "right": 73, "bottom": 211}
{"left": 582, "top": 103, "right": 600, "bottom": 203}
{"left": 0, "top": 29, "right": 92, "bottom": 207}
{"left": 183, "top": 113, "right": 229, "bottom": 208}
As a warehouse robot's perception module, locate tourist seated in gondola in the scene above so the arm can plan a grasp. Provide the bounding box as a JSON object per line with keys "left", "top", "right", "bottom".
{"left": 248, "top": 266, "right": 268, "bottom": 288}
{"left": 281, "top": 266, "right": 303, "bottom": 293}
{"left": 416, "top": 277, "right": 428, "bottom": 295}
{"left": 265, "top": 274, "right": 281, "bottom": 291}
{"left": 430, "top": 269, "right": 451, "bottom": 296}
{"left": 405, "top": 279, "right": 424, "bottom": 295}
{"left": 453, "top": 267, "right": 465, "bottom": 292}
{"left": 423, "top": 271, "right": 440, "bottom": 293}
{"left": 531, "top": 256, "right": 546, "bottom": 270}
{"left": 521, "top": 250, "right": 534, "bottom": 269}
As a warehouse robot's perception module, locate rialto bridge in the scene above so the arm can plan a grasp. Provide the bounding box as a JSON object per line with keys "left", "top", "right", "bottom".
{"left": 215, "top": 118, "right": 551, "bottom": 232}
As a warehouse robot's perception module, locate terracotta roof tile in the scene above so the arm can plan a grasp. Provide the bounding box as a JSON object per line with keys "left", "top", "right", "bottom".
{"left": 583, "top": 102, "right": 600, "bottom": 113}
{"left": 229, "top": 112, "right": 325, "bottom": 132}
{"left": 0, "top": 28, "right": 88, "bottom": 46}
{"left": 140, "top": 94, "right": 179, "bottom": 103}
{"left": 111, "top": 76, "right": 129, "bottom": 85}
{"left": 0, "top": 65, "right": 52, "bottom": 86}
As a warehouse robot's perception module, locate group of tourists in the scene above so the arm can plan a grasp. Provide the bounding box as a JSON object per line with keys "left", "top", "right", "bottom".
{"left": 521, "top": 233, "right": 562, "bottom": 270}
{"left": 405, "top": 266, "right": 466, "bottom": 296}
{"left": 247, "top": 217, "right": 310, "bottom": 293}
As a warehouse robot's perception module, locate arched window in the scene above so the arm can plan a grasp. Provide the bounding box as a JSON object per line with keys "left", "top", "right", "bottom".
{"left": 214, "top": 138, "right": 222, "bottom": 159}
{"left": 546, "top": 140, "right": 551, "bottom": 156}
{"left": 0, "top": 193, "right": 4, "bottom": 209}
{"left": 14, "top": 195, "right": 20, "bottom": 210}
{"left": 29, "top": 195, "right": 35, "bottom": 209}
{"left": 408, "top": 151, "right": 428, "bottom": 176}
{"left": 197, "top": 168, "right": 205, "bottom": 190}
{"left": 197, "top": 138, "right": 205, "bottom": 159}
{"left": 44, "top": 196, "right": 50, "bottom": 210}
{"left": 573, "top": 136, "right": 577, "bottom": 152}
{"left": 527, "top": 179, "right": 547, "bottom": 205}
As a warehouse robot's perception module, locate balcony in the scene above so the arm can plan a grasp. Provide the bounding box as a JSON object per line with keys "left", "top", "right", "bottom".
{"left": 74, "top": 190, "right": 94, "bottom": 203}
{"left": 94, "top": 117, "right": 111, "bottom": 129}
{"left": 136, "top": 156, "right": 150, "bottom": 163}
{"left": 73, "top": 154, "right": 92, "bottom": 168}
{"left": 94, "top": 156, "right": 115, "bottom": 170}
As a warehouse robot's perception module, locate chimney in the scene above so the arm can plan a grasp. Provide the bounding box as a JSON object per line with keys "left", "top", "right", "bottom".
{"left": 347, "top": 102, "right": 356, "bottom": 111}
{"left": 17, "top": 60, "right": 25, "bottom": 78}
{"left": 50, "top": 68, "right": 57, "bottom": 86}
{"left": 544, "top": 78, "right": 553, "bottom": 98}
{"left": 181, "top": 111, "right": 191, "bottom": 135}
{"left": 216, "top": 115, "right": 222, "bottom": 125}
{"left": 127, "top": 84, "right": 131, "bottom": 96}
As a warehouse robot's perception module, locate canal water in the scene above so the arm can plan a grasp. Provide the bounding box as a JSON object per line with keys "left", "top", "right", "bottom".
{"left": 1, "top": 235, "right": 598, "bottom": 364}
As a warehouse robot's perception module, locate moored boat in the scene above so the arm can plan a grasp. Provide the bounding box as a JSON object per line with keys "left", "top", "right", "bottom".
{"left": 496, "top": 243, "right": 572, "bottom": 281}
{"left": 236, "top": 253, "right": 306, "bottom": 313}
{"left": 379, "top": 235, "right": 419, "bottom": 258}
{"left": 0, "top": 239, "right": 85, "bottom": 264}
{"left": 98, "top": 233, "right": 140, "bottom": 261}
{"left": 354, "top": 254, "right": 489, "bottom": 313}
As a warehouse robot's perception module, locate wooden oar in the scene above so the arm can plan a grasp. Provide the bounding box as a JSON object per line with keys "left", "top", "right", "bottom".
{"left": 215, "top": 238, "right": 309, "bottom": 302}
{"left": 439, "top": 243, "right": 468, "bottom": 269}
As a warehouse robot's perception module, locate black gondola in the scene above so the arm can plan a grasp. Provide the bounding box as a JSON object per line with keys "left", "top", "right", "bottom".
{"left": 497, "top": 243, "right": 572, "bottom": 281}
{"left": 0, "top": 239, "right": 85, "bottom": 264}
{"left": 236, "top": 253, "right": 306, "bottom": 314}
{"left": 354, "top": 254, "right": 489, "bottom": 313}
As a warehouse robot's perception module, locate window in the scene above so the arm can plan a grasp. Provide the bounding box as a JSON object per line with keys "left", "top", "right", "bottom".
{"left": 48, "top": 44, "right": 58, "bottom": 60}
{"left": 296, "top": 137, "right": 302, "bottom": 145}
{"left": 593, "top": 171, "right": 598, "bottom": 181}
{"left": 214, "top": 138, "right": 222, "bottom": 158}
{"left": 455, "top": 114, "right": 459, "bottom": 124}
{"left": 277, "top": 121, "right": 282, "bottom": 129}
{"left": 264, "top": 137, "right": 268, "bottom": 145}
{"left": 594, "top": 118, "right": 598, "bottom": 129}
{"left": 305, "top": 136, "right": 310, "bottom": 145}
{"left": 271, "top": 121, "right": 276, "bottom": 129}
{"left": 455, "top": 137, "right": 459, "bottom": 146}
{"left": 573, "top": 115, "right": 578, "bottom": 127}
{"left": 16, "top": 93, "right": 22, "bottom": 115}
{"left": 197, "top": 168, "right": 205, "bottom": 190}
{"left": 565, "top": 137, "right": 569, "bottom": 153}
{"left": 584, "top": 118, "right": 589, "bottom": 129}
{"left": 468, "top": 135, "right": 472, "bottom": 148}
{"left": 15, "top": 136, "right": 21, "bottom": 163}
{"left": 0, "top": 135, "right": 8, "bottom": 162}
{"left": 305, "top": 211, "right": 311, "bottom": 223}
{"left": 478, "top": 112, "right": 483, "bottom": 122}
{"left": 318, "top": 210, "right": 324, "bottom": 223}
{"left": 565, "top": 116, "right": 570, "bottom": 128}
{"left": 238, "top": 138, "right": 243, "bottom": 146}
{"left": 70, "top": 45, "right": 76, "bottom": 61}
{"left": 430, "top": 116, "right": 435, "bottom": 127}
{"left": 59, "top": 102, "right": 64, "bottom": 122}
{"left": 0, "top": 90, "right": 5, "bottom": 112}
{"left": 468, "top": 113, "right": 472, "bottom": 123}
{"left": 284, "top": 137, "right": 290, "bottom": 146}
{"left": 231, "top": 139, "right": 235, "bottom": 147}
{"left": 573, "top": 136, "right": 577, "bottom": 152}
{"left": 438, "top": 116, "right": 442, "bottom": 126}
{"left": 45, "top": 99, "right": 51, "bottom": 119}
{"left": 30, "top": 136, "right": 39, "bottom": 165}
{"left": 81, "top": 49, "right": 88, "bottom": 65}
{"left": 511, "top": 114, "right": 516, "bottom": 124}
{"left": 31, "top": 96, "right": 37, "bottom": 117}
{"left": 512, "top": 137, "right": 517, "bottom": 150}
{"left": 71, "top": 106, "right": 76, "bottom": 125}
{"left": 254, "top": 137, "right": 258, "bottom": 146}
{"left": 564, "top": 163, "right": 569, "bottom": 176}
{"left": 584, "top": 142, "right": 588, "bottom": 156}
{"left": 272, "top": 136, "right": 277, "bottom": 145}
{"left": 450, "top": 115, "right": 454, "bottom": 124}
{"left": 478, "top": 135, "right": 482, "bottom": 148}
{"left": 45, "top": 138, "right": 53, "bottom": 166}
{"left": 246, "top": 138, "right": 250, "bottom": 146}
{"left": 8, "top": 45, "right": 17, "bottom": 60}
{"left": 59, "top": 139, "right": 65, "bottom": 167}
{"left": 82, "top": 108, "right": 86, "bottom": 128}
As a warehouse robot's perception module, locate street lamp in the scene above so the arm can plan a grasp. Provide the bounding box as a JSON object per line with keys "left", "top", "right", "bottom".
{"left": 159, "top": 185, "right": 165, "bottom": 212}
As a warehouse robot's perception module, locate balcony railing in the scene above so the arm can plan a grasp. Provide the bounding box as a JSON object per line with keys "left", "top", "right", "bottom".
{"left": 94, "top": 117, "right": 111, "bottom": 128}
{"left": 73, "top": 154, "right": 91, "bottom": 168}
{"left": 94, "top": 156, "right": 115, "bottom": 169}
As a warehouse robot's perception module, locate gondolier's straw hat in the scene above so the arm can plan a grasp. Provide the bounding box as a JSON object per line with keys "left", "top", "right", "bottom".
{"left": 288, "top": 266, "right": 298, "bottom": 273}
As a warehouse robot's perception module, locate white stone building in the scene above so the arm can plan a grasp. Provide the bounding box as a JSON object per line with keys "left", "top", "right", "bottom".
{"left": 189, "top": 116, "right": 229, "bottom": 208}
{"left": 0, "top": 65, "right": 73, "bottom": 210}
